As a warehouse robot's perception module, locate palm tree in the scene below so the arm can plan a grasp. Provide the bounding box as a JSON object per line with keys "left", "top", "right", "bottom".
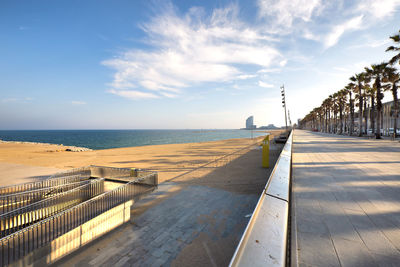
{"left": 327, "top": 95, "right": 334, "bottom": 133}
{"left": 343, "top": 101, "right": 350, "bottom": 134}
{"left": 363, "top": 82, "right": 372, "bottom": 133}
{"left": 317, "top": 106, "right": 323, "bottom": 132}
{"left": 350, "top": 72, "right": 366, "bottom": 136}
{"left": 366, "top": 85, "right": 376, "bottom": 135}
{"left": 337, "top": 89, "right": 347, "bottom": 134}
{"left": 365, "top": 63, "right": 387, "bottom": 139}
{"left": 322, "top": 100, "right": 328, "bottom": 133}
{"left": 386, "top": 30, "right": 400, "bottom": 65}
{"left": 344, "top": 83, "right": 355, "bottom": 135}
{"left": 383, "top": 66, "right": 400, "bottom": 137}
{"left": 332, "top": 92, "right": 339, "bottom": 133}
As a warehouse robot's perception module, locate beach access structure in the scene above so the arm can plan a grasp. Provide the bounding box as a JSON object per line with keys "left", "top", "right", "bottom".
{"left": 0, "top": 177, "right": 90, "bottom": 214}
{"left": 230, "top": 130, "right": 293, "bottom": 267}
{"left": 0, "top": 166, "right": 158, "bottom": 266}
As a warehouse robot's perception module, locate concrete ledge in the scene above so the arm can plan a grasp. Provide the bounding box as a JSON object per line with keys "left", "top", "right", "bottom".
{"left": 230, "top": 131, "right": 293, "bottom": 267}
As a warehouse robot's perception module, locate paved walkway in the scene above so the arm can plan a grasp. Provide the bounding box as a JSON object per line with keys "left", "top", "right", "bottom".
{"left": 58, "top": 141, "right": 284, "bottom": 267}
{"left": 292, "top": 130, "right": 400, "bottom": 267}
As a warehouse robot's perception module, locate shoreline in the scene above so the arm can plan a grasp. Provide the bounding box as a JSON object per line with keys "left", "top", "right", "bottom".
{"left": 0, "top": 139, "right": 92, "bottom": 152}
{"left": 0, "top": 129, "right": 271, "bottom": 150}
{"left": 0, "top": 130, "right": 282, "bottom": 183}
{"left": 0, "top": 131, "right": 272, "bottom": 152}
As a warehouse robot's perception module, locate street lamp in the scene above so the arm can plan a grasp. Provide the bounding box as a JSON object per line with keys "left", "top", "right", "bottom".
{"left": 281, "top": 85, "right": 288, "bottom": 130}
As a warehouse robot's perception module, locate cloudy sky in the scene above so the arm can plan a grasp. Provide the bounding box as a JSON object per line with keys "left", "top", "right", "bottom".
{"left": 1, "top": 0, "right": 400, "bottom": 129}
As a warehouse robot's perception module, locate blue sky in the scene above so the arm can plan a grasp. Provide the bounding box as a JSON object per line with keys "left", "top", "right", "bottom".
{"left": 1, "top": 0, "right": 400, "bottom": 129}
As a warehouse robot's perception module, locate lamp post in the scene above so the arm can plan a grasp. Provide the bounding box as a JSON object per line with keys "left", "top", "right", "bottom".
{"left": 281, "top": 85, "right": 288, "bottom": 130}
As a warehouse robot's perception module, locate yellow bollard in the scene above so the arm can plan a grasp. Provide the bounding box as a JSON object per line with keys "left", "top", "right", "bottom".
{"left": 130, "top": 168, "right": 137, "bottom": 177}
{"left": 262, "top": 135, "right": 270, "bottom": 168}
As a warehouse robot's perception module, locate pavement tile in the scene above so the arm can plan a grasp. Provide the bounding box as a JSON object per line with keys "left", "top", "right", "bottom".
{"left": 292, "top": 130, "right": 400, "bottom": 267}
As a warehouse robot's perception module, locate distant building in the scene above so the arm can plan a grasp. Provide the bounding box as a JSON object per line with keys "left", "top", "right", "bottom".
{"left": 246, "top": 116, "right": 256, "bottom": 129}
{"left": 258, "top": 124, "right": 278, "bottom": 129}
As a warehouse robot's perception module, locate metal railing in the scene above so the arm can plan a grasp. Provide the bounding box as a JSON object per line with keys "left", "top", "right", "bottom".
{"left": 0, "top": 179, "right": 104, "bottom": 238}
{"left": 0, "top": 174, "right": 89, "bottom": 196}
{"left": 0, "top": 172, "right": 157, "bottom": 266}
{"left": 230, "top": 130, "right": 293, "bottom": 267}
{"left": 48, "top": 167, "right": 91, "bottom": 180}
{"left": 0, "top": 177, "right": 89, "bottom": 214}
{"left": 89, "top": 165, "right": 153, "bottom": 180}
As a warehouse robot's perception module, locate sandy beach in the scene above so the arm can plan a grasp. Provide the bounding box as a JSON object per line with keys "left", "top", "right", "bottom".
{"left": 0, "top": 130, "right": 283, "bottom": 185}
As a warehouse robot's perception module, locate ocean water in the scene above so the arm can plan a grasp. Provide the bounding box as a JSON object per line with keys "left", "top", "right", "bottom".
{"left": 0, "top": 130, "right": 268, "bottom": 150}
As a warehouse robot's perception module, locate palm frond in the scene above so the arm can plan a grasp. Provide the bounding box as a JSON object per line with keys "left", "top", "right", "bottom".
{"left": 389, "top": 54, "right": 400, "bottom": 65}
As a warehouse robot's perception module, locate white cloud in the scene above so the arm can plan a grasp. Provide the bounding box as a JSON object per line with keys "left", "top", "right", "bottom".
{"left": 279, "top": 59, "right": 287, "bottom": 67}
{"left": 324, "top": 15, "right": 363, "bottom": 48}
{"left": 71, "top": 101, "right": 87, "bottom": 105}
{"left": 108, "top": 89, "right": 159, "bottom": 99}
{"left": 257, "top": 68, "right": 281, "bottom": 73}
{"left": 333, "top": 67, "right": 349, "bottom": 72}
{"left": 257, "top": 0, "right": 321, "bottom": 30}
{"left": 302, "top": 29, "right": 320, "bottom": 41}
{"left": 2, "top": 98, "right": 18, "bottom": 103}
{"left": 2, "top": 97, "right": 33, "bottom": 103}
{"left": 237, "top": 74, "right": 257, "bottom": 80}
{"left": 255, "top": 0, "right": 400, "bottom": 49}
{"left": 103, "top": 4, "right": 284, "bottom": 100}
{"left": 349, "top": 38, "right": 391, "bottom": 49}
{"left": 258, "top": 81, "right": 274, "bottom": 88}
{"left": 357, "top": 0, "right": 400, "bottom": 19}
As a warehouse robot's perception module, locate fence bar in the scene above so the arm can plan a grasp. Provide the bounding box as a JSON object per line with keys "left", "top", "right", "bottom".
{"left": 0, "top": 174, "right": 89, "bottom": 196}
{"left": 0, "top": 170, "right": 157, "bottom": 266}
{"left": 0, "top": 177, "right": 89, "bottom": 214}
{"left": 0, "top": 179, "right": 104, "bottom": 238}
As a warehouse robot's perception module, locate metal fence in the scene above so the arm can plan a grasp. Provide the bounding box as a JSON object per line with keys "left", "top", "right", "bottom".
{"left": 48, "top": 167, "right": 91, "bottom": 180}
{"left": 0, "top": 179, "right": 104, "bottom": 238}
{"left": 89, "top": 165, "right": 152, "bottom": 180}
{"left": 0, "top": 177, "right": 89, "bottom": 215}
{"left": 0, "top": 175, "right": 89, "bottom": 196}
{"left": 0, "top": 172, "right": 157, "bottom": 266}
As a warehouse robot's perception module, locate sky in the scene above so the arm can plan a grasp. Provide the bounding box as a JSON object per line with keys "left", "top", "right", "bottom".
{"left": 1, "top": 0, "right": 400, "bottom": 130}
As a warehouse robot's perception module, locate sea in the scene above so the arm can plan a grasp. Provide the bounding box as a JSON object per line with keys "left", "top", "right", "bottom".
{"left": 0, "top": 130, "right": 268, "bottom": 150}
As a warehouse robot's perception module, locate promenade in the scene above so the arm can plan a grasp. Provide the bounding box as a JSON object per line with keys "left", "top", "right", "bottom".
{"left": 292, "top": 130, "right": 400, "bottom": 266}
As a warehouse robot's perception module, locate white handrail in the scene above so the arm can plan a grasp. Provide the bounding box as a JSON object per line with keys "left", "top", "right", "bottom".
{"left": 230, "top": 131, "right": 293, "bottom": 267}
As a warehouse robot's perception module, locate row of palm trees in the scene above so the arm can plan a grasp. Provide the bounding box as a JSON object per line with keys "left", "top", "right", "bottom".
{"left": 300, "top": 30, "right": 400, "bottom": 139}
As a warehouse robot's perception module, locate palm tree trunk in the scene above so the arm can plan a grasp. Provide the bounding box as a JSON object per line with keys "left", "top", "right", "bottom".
{"left": 393, "top": 84, "right": 398, "bottom": 137}
{"left": 358, "top": 84, "right": 363, "bottom": 136}
{"left": 320, "top": 116, "right": 323, "bottom": 132}
{"left": 371, "top": 96, "right": 375, "bottom": 134}
{"left": 339, "top": 105, "right": 343, "bottom": 134}
{"left": 376, "top": 77, "right": 383, "bottom": 139}
{"left": 349, "top": 92, "right": 354, "bottom": 135}
{"left": 364, "top": 98, "right": 367, "bottom": 134}
{"left": 325, "top": 110, "right": 328, "bottom": 132}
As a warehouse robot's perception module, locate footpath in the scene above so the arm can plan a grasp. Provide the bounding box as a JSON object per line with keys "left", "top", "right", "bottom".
{"left": 292, "top": 130, "right": 400, "bottom": 266}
